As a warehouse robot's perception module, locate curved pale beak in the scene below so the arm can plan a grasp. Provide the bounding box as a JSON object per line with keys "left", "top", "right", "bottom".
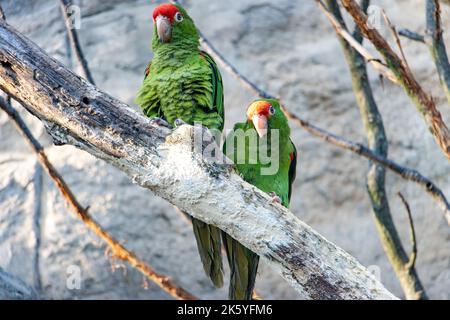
{"left": 252, "top": 114, "right": 268, "bottom": 138}
{"left": 156, "top": 15, "right": 172, "bottom": 43}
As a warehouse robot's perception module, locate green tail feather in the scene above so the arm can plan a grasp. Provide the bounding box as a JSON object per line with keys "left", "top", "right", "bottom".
{"left": 222, "top": 232, "right": 259, "bottom": 300}
{"left": 191, "top": 217, "right": 224, "bottom": 288}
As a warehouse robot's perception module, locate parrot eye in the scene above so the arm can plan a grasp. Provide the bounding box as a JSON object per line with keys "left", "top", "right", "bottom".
{"left": 174, "top": 12, "right": 183, "bottom": 22}
{"left": 269, "top": 106, "right": 275, "bottom": 115}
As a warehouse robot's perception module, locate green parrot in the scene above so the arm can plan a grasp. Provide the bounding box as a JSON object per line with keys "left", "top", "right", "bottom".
{"left": 223, "top": 99, "right": 297, "bottom": 300}
{"left": 135, "top": 3, "right": 224, "bottom": 287}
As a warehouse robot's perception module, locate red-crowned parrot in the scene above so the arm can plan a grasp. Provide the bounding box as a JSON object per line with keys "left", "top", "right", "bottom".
{"left": 136, "top": 3, "right": 224, "bottom": 288}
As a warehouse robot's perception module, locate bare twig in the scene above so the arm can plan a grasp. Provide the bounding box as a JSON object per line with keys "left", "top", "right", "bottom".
{"left": 399, "top": 29, "right": 426, "bottom": 44}
{"left": 176, "top": 0, "right": 450, "bottom": 226}
{"left": 397, "top": 192, "right": 418, "bottom": 271}
{"left": 292, "top": 115, "right": 450, "bottom": 225}
{"left": 58, "top": 0, "right": 95, "bottom": 85}
{"left": 381, "top": 10, "right": 411, "bottom": 72}
{"left": 426, "top": 0, "right": 450, "bottom": 103}
{"left": 318, "top": 0, "right": 399, "bottom": 84}
{"left": 340, "top": 0, "right": 450, "bottom": 162}
{"left": 0, "top": 97, "right": 197, "bottom": 300}
{"left": 326, "top": 0, "right": 427, "bottom": 300}
{"left": 31, "top": 163, "right": 43, "bottom": 293}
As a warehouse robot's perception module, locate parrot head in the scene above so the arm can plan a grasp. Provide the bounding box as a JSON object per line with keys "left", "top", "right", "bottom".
{"left": 152, "top": 3, "right": 198, "bottom": 48}
{"left": 246, "top": 99, "right": 289, "bottom": 138}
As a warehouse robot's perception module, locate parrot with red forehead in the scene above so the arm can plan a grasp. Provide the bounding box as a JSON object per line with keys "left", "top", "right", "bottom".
{"left": 136, "top": 3, "right": 224, "bottom": 287}
{"left": 223, "top": 99, "right": 297, "bottom": 300}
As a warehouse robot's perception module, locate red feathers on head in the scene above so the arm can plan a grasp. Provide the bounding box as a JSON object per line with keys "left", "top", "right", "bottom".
{"left": 152, "top": 3, "right": 180, "bottom": 23}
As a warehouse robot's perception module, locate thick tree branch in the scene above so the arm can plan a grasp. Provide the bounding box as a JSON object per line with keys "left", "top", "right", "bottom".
{"left": 0, "top": 20, "right": 397, "bottom": 300}
{"left": 340, "top": 0, "right": 450, "bottom": 162}
{"left": 426, "top": 0, "right": 450, "bottom": 104}
{"left": 190, "top": 3, "right": 450, "bottom": 227}
{"left": 58, "top": 0, "right": 95, "bottom": 85}
{"left": 326, "top": 0, "right": 427, "bottom": 300}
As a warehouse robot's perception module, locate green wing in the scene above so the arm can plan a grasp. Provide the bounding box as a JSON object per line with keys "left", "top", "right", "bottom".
{"left": 190, "top": 51, "right": 225, "bottom": 288}
{"left": 136, "top": 60, "right": 163, "bottom": 119}
{"left": 191, "top": 218, "right": 224, "bottom": 288}
{"left": 222, "top": 231, "right": 259, "bottom": 300}
{"left": 222, "top": 124, "right": 259, "bottom": 300}
{"left": 200, "top": 51, "right": 224, "bottom": 130}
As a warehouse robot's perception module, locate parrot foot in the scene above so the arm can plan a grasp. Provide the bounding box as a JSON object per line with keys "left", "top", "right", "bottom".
{"left": 150, "top": 117, "right": 172, "bottom": 129}
{"left": 174, "top": 118, "right": 187, "bottom": 127}
{"left": 268, "top": 192, "right": 281, "bottom": 204}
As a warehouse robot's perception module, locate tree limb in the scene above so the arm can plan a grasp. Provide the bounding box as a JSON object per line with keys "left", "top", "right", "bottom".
{"left": 399, "top": 29, "right": 426, "bottom": 44}
{"left": 316, "top": 0, "right": 399, "bottom": 84}
{"left": 340, "top": 0, "right": 450, "bottom": 162}
{"left": 0, "top": 96, "right": 197, "bottom": 301}
{"left": 426, "top": 0, "right": 450, "bottom": 104}
{"left": 326, "top": 0, "right": 427, "bottom": 300}
{"left": 58, "top": 0, "right": 95, "bottom": 85}
{"left": 397, "top": 192, "right": 418, "bottom": 272}
{"left": 0, "top": 19, "right": 397, "bottom": 300}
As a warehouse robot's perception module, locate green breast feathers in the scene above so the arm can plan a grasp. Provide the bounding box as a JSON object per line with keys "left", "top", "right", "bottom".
{"left": 136, "top": 51, "right": 224, "bottom": 130}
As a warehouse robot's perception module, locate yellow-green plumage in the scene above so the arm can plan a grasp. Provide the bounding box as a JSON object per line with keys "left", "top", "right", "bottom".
{"left": 136, "top": 3, "right": 224, "bottom": 288}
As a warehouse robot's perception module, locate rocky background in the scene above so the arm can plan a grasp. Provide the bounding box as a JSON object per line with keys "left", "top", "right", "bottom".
{"left": 0, "top": 0, "right": 449, "bottom": 299}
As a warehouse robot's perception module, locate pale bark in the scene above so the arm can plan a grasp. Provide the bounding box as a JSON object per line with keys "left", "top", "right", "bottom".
{"left": 0, "top": 20, "right": 397, "bottom": 300}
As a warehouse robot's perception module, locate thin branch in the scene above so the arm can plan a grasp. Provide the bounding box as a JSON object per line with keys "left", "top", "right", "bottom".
{"left": 326, "top": 0, "right": 427, "bottom": 300}
{"left": 340, "top": 0, "right": 450, "bottom": 162}
{"left": 290, "top": 115, "right": 450, "bottom": 226}
{"left": 58, "top": 0, "right": 95, "bottom": 85}
{"left": 426, "top": 0, "right": 450, "bottom": 104}
{"left": 174, "top": 0, "right": 450, "bottom": 227}
{"left": 316, "top": 0, "right": 399, "bottom": 84}
{"left": 381, "top": 10, "right": 411, "bottom": 72}
{"left": 397, "top": 192, "right": 418, "bottom": 271}
{"left": 0, "top": 20, "right": 397, "bottom": 299}
{"left": 0, "top": 98, "right": 197, "bottom": 301}
{"left": 31, "top": 163, "right": 43, "bottom": 293}
{"left": 398, "top": 29, "right": 426, "bottom": 44}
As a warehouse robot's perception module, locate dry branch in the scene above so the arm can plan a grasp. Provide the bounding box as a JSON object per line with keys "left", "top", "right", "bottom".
{"left": 0, "top": 19, "right": 397, "bottom": 300}
{"left": 340, "top": 0, "right": 450, "bottom": 162}
{"left": 326, "top": 0, "right": 427, "bottom": 300}
{"left": 399, "top": 29, "right": 425, "bottom": 44}
{"left": 316, "top": 0, "right": 398, "bottom": 84}
{"left": 397, "top": 192, "right": 418, "bottom": 272}
{"left": 58, "top": 0, "right": 95, "bottom": 85}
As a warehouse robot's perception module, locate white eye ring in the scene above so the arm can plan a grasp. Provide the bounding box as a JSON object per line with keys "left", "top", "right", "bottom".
{"left": 175, "top": 12, "right": 183, "bottom": 22}
{"left": 269, "top": 106, "right": 275, "bottom": 115}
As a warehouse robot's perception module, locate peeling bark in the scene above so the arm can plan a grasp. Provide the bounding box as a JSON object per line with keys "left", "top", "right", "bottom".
{"left": 0, "top": 20, "right": 397, "bottom": 300}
